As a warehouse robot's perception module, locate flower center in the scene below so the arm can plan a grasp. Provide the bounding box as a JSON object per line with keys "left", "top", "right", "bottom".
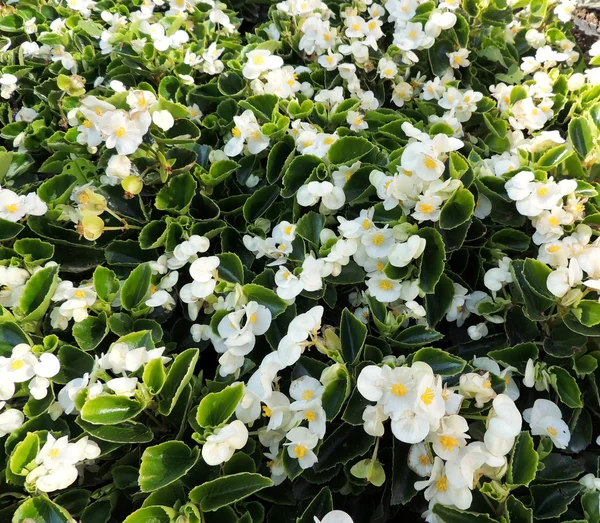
{"left": 547, "top": 426, "right": 558, "bottom": 436}
{"left": 423, "top": 155, "right": 437, "bottom": 169}
{"left": 262, "top": 406, "right": 272, "bottom": 417}
{"left": 391, "top": 383, "right": 406, "bottom": 396}
{"left": 232, "top": 127, "right": 241, "bottom": 138}
{"left": 418, "top": 454, "right": 430, "bottom": 466}
{"left": 301, "top": 389, "right": 314, "bottom": 401}
{"left": 74, "top": 290, "right": 86, "bottom": 299}
{"left": 371, "top": 234, "right": 385, "bottom": 246}
{"left": 537, "top": 187, "right": 548, "bottom": 196}
{"left": 547, "top": 245, "right": 561, "bottom": 253}
{"left": 418, "top": 203, "right": 434, "bottom": 214}
{"left": 5, "top": 204, "right": 18, "bottom": 213}
{"left": 249, "top": 314, "right": 257, "bottom": 324}
{"left": 253, "top": 56, "right": 265, "bottom": 65}
{"left": 11, "top": 359, "right": 24, "bottom": 370}
{"left": 421, "top": 387, "right": 435, "bottom": 405}
{"left": 50, "top": 448, "right": 60, "bottom": 459}
{"left": 115, "top": 127, "right": 126, "bottom": 137}
{"left": 378, "top": 280, "right": 393, "bottom": 291}
{"left": 293, "top": 445, "right": 307, "bottom": 459}
{"left": 436, "top": 477, "right": 448, "bottom": 492}
{"left": 305, "top": 411, "right": 316, "bottom": 422}
{"left": 439, "top": 436, "right": 460, "bottom": 452}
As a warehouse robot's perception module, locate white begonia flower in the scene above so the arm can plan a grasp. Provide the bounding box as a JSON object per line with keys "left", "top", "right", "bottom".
{"left": 448, "top": 48, "right": 470, "bottom": 68}
{"left": 362, "top": 404, "right": 388, "bottom": 437}
{"left": 0, "top": 73, "right": 18, "bottom": 99}
{"left": 314, "top": 511, "right": 354, "bottom": 523}
{"left": 58, "top": 373, "right": 94, "bottom": 414}
{"left": 99, "top": 109, "right": 150, "bottom": 155}
{"left": 285, "top": 426, "right": 319, "bottom": 469}
{"left": 467, "top": 322, "right": 488, "bottom": 341}
{"left": 546, "top": 258, "right": 582, "bottom": 298}
{"left": 107, "top": 377, "right": 139, "bottom": 396}
{"left": 297, "top": 181, "right": 346, "bottom": 211}
{"left": 224, "top": 110, "right": 269, "bottom": 157}
{"left": 484, "top": 394, "right": 522, "bottom": 457}
{"left": 408, "top": 442, "right": 434, "bottom": 477}
{"left": 366, "top": 273, "right": 401, "bottom": 303}
{"left": 243, "top": 49, "right": 284, "bottom": 79}
{"left": 275, "top": 266, "right": 304, "bottom": 300}
{"left": 473, "top": 357, "right": 520, "bottom": 401}
{"left": 388, "top": 235, "right": 426, "bottom": 268}
{"left": 188, "top": 256, "right": 220, "bottom": 298}
{"left": 484, "top": 257, "right": 513, "bottom": 292}
{"left": 0, "top": 343, "right": 36, "bottom": 383}
{"left": 414, "top": 456, "right": 473, "bottom": 511}
{"left": 0, "top": 403, "right": 23, "bottom": 438}
{"left": 202, "top": 420, "right": 249, "bottom": 466}
{"left": 126, "top": 90, "right": 157, "bottom": 114}
{"left": 428, "top": 414, "right": 470, "bottom": 460}
{"left": 458, "top": 372, "right": 495, "bottom": 408}
{"left": 523, "top": 399, "right": 570, "bottom": 449}
{"left": 106, "top": 155, "right": 132, "bottom": 182}
{"left": 28, "top": 463, "right": 79, "bottom": 493}
{"left": 152, "top": 110, "right": 175, "bottom": 131}
{"left": 277, "top": 306, "right": 324, "bottom": 366}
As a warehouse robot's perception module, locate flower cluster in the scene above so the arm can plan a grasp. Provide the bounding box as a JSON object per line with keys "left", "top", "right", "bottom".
{"left": 2, "top": 0, "right": 600, "bottom": 520}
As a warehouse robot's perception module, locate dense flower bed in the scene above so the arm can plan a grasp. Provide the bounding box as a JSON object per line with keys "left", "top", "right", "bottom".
{"left": 1, "top": 0, "right": 600, "bottom": 521}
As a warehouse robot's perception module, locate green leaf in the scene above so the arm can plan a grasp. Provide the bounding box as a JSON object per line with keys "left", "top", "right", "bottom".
{"left": 201, "top": 160, "right": 239, "bottom": 187}
{"left": 488, "top": 343, "right": 538, "bottom": 375}
{"left": 432, "top": 505, "right": 498, "bottom": 523}
{"left": 548, "top": 366, "right": 583, "bottom": 408}
{"left": 238, "top": 94, "right": 279, "bottom": 120}
{"left": 0, "top": 321, "right": 31, "bottom": 356}
{"left": 296, "top": 211, "right": 325, "bottom": 248}
{"left": 76, "top": 418, "right": 153, "bottom": 444}
{"left": 573, "top": 300, "right": 600, "bottom": 327}
{"left": 196, "top": 383, "right": 244, "bottom": 428}
{"left": 73, "top": 312, "right": 109, "bottom": 351}
{"left": 327, "top": 136, "right": 374, "bottom": 165}
{"left": 425, "top": 273, "right": 455, "bottom": 327}
{"left": 569, "top": 117, "right": 595, "bottom": 158}
{"left": 296, "top": 487, "right": 333, "bottom": 523}
{"left": 93, "top": 266, "right": 120, "bottom": 303}
{"left": 0, "top": 217, "right": 24, "bottom": 241}
{"left": 531, "top": 481, "right": 583, "bottom": 519}
{"left": 391, "top": 437, "right": 418, "bottom": 506}
{"left": 506, "top": 495, "right": 533, "bottom": 523}
{"left": 143, "top": 358, "right": 167, "bottom": 395}
{"left": 155, "top": 172, "right": 197, "bottom": 213}
{"left": 412, "top": 347, "right": 466, "bottom": 376}
{"left": 242, "top": 284, "right": 287, "bottom": 318}
{"left": 139, "top": 441, "right": 200, "bottom": 492}
{"left": 282, "top": 155, "right": 324, "bottom": 197}
{"left": 506, "top": 431, "right": 538, "bottom": 487}
{"left": 122, "top": 506, "right": 175, "bottom": 523}
{"left": 189, "top": 473, "right": 273, "bottom": 511}
{"left": 80, "top": 396, "right": 145, "bottom": 425}
{"left": 243, "top": 185, "right": 280, "bottom": 223}
{"left": 490, "top": 228, "right": 531, "bottom": 251}
{"left": 417, "top": 227, "right": 445, "bottom": 293}
{"left": 158, "top": 348, "right": 199, "bottom": 415}
{"left": 393, "top": 325, "right": 443, "bottom": 348}
{"left": 321, "top": 364, "right": 351, "bottom": 420}
{"left": 216, "top": 253, "right": 244, "bottom": 284}
{"left": 340, "top": 308, "right": 367, "bottom": 364}
{"left": 15, "top": 265, "right": 59, "bottom": 322}
{"left": 9, "top": 433, "right": 39, "bottom": 476}
{"left": 13, "top": 238, "right": 54, "bottom": 265}
{"left": 439, "top": 188, "right": 475, "bottom": 230}
{"left": 120, "top": 263, "right": 152, "bottom": 311}
{"left": 12, "top": 496, "right": 72, "bottom": 523}
{"left": 313, "top": 425, "right": 375, "bottom": 472}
